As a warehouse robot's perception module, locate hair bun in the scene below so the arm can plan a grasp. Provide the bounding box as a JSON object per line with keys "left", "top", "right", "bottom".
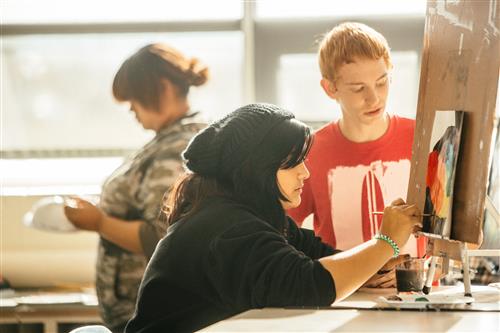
{"left": 186, "top": 58, "right": 209, "bottom": 86}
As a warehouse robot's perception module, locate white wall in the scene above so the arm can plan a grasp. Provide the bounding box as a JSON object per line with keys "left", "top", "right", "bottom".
{"left": 1, "top": 195, "right": 98, "bottom": 287}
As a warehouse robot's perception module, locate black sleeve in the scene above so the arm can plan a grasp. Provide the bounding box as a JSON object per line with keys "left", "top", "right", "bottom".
{"left": 286, "top": 217, "right": 341, "bottom": 259}
{"left": 206, "top": 219, "right": 336, "bottom": 310}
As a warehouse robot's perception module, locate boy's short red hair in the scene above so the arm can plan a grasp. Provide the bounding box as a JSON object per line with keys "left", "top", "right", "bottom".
{"left": 318, "top": 22, "right": 392, "bottom": 81}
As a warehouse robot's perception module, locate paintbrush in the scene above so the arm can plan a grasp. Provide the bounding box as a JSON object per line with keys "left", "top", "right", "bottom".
{"left": 372, "top": 211, "right": 433, "bottom": 217}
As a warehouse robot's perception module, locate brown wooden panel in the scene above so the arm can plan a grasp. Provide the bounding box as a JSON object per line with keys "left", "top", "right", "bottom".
{"left": 407, "top": 0, "right": 500, "bottom": 243}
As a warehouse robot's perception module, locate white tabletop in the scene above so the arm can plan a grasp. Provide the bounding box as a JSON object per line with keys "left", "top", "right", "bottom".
{"left": 201, "top": 285, "right": 500, "bottom": 332}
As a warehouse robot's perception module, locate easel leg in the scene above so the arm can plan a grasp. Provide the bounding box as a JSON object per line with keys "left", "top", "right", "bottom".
{"left": 461, "top": 243, "right": 472, "bottom": 297}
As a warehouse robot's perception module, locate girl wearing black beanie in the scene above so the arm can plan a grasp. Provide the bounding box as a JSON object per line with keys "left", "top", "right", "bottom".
{"left": 126, "top": 103, "right": 421, "bottom": 333}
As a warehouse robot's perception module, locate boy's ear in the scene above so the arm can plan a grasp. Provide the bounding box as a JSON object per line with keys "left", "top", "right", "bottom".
{"left": 320, "top": 78, "right": 338, "bottom": 100}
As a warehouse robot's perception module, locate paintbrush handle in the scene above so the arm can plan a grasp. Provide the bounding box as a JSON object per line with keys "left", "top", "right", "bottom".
{"left": 372, "top": 211, "right": 433, "bottom": 217}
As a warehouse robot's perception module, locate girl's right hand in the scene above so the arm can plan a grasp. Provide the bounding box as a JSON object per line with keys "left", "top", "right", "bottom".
{"left": 379, "top": 198, "right": 422, "bottom": 249}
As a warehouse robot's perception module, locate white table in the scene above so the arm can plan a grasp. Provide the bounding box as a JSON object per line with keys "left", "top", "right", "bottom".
{"left": 201, "top": 285, "right": 500, "bottom": 332}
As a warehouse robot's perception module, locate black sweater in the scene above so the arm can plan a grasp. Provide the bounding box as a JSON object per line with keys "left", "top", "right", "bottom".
{"left": 125, "top": 197, "right": 338, "bottom": 333}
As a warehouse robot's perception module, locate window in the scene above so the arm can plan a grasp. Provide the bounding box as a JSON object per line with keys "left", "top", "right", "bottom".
{"left": 2, "top": 32, "right": 243, "bottom": 152}
{"left": 1, "top": 1, "right": 426, "bottom": 194}
{"left": 276, "top": 51, "right": 419, "bottom": 122}
{"left": 277, "top": 54, "right": 333, "bottom": 121}
{"left": 1, "top": 158, "right": 123, "bottom": 195}
{"left": 2, "top": 0, "right": 242, "bottom": 23}
{"left": 256, "top": 0, "right": 426, "bottom": 18}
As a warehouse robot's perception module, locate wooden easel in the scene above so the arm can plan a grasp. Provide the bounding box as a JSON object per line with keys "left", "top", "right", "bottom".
{"left": 407, "top": 1, "right": 499, "bottom": 244}
{"left": 407, "top": 1, "right": 499, "bottom": 298}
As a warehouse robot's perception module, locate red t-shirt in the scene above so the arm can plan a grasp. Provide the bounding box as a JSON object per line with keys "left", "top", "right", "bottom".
{"left": 288, "top": 115, "right": 425, "bottom": 256}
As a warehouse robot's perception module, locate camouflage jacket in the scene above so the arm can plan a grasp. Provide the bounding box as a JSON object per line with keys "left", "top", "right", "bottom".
{"left": 96, "top": 113, "right": 205, "bottom": 330}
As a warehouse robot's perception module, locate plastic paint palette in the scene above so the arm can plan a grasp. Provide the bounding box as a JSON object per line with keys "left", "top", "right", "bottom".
{"left": 378, "top": 293, "right": 474, "bottom": 309}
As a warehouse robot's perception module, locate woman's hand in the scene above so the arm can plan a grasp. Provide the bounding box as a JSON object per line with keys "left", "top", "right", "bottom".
{"left": 64, "top": 197, "right": 104, "bottom": 232}
{"left": 379, "top": 198, "right": 422, "bottom": 249}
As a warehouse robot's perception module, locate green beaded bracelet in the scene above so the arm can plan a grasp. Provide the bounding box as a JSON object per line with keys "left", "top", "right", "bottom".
{"left": 374, "top": 234, "right": 400, "bottom": 258}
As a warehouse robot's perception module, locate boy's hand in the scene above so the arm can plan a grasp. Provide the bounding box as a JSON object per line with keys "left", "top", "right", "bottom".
{"left": 362, "top": 254, "right": 410, "bottom": 288}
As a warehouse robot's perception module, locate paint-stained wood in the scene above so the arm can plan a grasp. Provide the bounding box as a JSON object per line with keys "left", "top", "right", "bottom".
{"left": 407, "top": 0, "right": 500, "bottom": 243}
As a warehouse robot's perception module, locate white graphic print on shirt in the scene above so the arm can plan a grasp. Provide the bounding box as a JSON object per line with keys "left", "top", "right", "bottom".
{"left": 328, "top": 159, "right": 417, "bottom": 255}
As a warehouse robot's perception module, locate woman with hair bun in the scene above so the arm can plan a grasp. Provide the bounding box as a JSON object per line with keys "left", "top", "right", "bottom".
{"left": 64, "top": 43, "right": 208, "bottom": 331}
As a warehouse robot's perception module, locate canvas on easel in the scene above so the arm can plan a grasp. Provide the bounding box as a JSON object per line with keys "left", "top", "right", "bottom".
{"left": 422, "top": 111, "right": 464, "bottom": 238}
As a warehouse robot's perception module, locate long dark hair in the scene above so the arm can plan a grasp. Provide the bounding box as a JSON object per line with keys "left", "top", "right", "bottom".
{"left": 162, "top": 118, "right": 313, "bottom": 234}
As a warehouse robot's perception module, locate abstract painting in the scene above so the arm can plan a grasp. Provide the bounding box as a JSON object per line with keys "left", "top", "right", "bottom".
{"left": 422, "top": 111, "right": 464, "bottom": 237}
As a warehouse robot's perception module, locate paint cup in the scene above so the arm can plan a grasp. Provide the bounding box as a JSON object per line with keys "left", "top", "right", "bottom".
{"left": 395, "top": 258, "right": 426, "bottom": 292}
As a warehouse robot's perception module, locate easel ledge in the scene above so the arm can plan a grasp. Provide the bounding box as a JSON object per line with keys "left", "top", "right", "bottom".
{"left": 423, "top": 195, "right": 500, "bottom": 297}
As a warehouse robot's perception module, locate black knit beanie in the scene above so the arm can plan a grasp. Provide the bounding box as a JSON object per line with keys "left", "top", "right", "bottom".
{"left": 182, "top": 103, "right": 294, "bottom": 179}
